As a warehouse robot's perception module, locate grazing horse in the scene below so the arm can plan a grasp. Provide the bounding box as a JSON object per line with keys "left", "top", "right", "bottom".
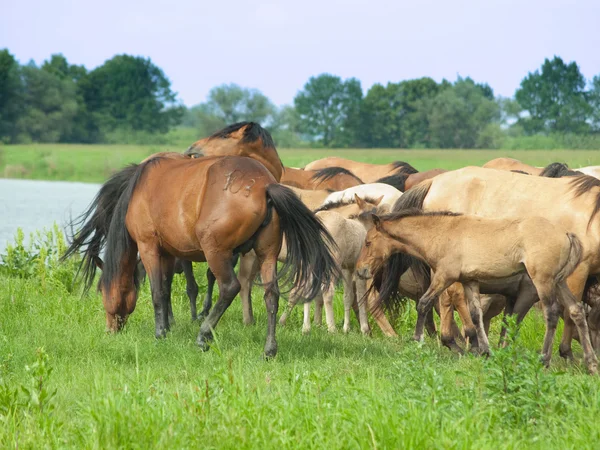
{"left": 63, "top": 154, "right": 340, "bottom": 358}
{"left": 374, "top": 167, "right": 600, "bottom": 373}
{"left": 304, "top": 157, "right": 418, "bottom": 183}
{"left": 483, "top": 157, "right": 543, "bottom": 175}
{"left": 280, "top": 167, "right": 363, "bottom": 190}
{"left": 356, "top": 209, "right": 584, "bottom": 368}
{"left": 320, "top": 183, "right": 402, "bottom": 209}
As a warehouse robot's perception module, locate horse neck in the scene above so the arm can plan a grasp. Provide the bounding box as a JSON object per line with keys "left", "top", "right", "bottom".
{"left": 382, "top": 215, "right": 452, "bottom": 265}
{"left": 240, "top": 145, "right": 283, "bottom": 182}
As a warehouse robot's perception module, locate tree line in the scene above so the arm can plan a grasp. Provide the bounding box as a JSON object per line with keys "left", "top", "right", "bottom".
{"left": 1, "top": 48, "right": 599, "bottom": 149}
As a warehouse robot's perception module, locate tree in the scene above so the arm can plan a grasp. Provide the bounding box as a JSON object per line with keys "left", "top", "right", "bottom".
{"left": 17, "top": 61, "right": 78, "bottom": 142}
{"left": 426, "top": 77, "right": 500, "bottom": 148}
{"left": 0, "top": 49, "right": 24, "bottom": 143}
{"left": 81, "top": 54, "right": 183, "bottom": 135}
{"left": 515, "top": 56, "right": 591, "bottom": 134}
{"left": 206, "top": 84, "right": 276, "bottom": 125}
{"left": 270, "top": 105, "right": 303, "bottom": 147}
{"left": 294, "top": 74, "right": 363, "bottom": 147}
{"left": 589, "top": 75, "right": 600, "bottom": 132}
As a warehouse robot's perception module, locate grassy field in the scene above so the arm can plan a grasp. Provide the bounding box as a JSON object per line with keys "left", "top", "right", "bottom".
{"left": 1, "top": 144, "right": 600, "bottom": 183}
{"left": 1, "top": 147, "right": 600, "bottom": 448}
{"left": 0, "top": 229, "right": 599, "bottom": 449}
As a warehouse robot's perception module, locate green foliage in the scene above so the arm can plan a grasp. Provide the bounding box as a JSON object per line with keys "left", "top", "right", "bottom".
{"left": 0, "top": 49, "right": 24, "bottom": 143}
{"left": 516, "top": 56, "right": 591, "bottom": 134}
{"left": 294, "top": 74, "right": 363, "bottom": 147}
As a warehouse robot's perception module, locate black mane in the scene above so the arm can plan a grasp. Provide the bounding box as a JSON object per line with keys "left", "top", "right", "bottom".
{"left": 376, "top": 173, "right": 409, "bottom": 191}
{"left": 313, "top": 196, "right": 380, "bottom": 213}
{"left": 540, "top": 162, "right": 583, "bottom": 178}
{"left": 569, "top": 176, "right": 600, "bottom": 227}
{"left": 208, "top": 121, "right": 275, "bottom": 149}
{"left": 382, "top": 208, "right": 463, "bottom": 222}
{"left": 391, "top": 161, "right": 418, "bottom": 174}
{"left": 511, "top": 170, "right": 530, "bottom": 175}
{"left": 311, "top": 167, "right": 363, "bottom": 183}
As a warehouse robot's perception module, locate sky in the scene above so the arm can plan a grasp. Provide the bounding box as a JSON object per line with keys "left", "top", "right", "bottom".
{"left": 2, "top": 0, "right": 599, "bottom": 107}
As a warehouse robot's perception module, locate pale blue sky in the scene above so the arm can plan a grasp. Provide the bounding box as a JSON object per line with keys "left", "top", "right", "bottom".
{"left": 2, "top": 0, "right": 599, "bottom": 107}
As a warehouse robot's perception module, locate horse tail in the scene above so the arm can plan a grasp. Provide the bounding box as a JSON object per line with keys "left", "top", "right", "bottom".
{"left": 61, "top": 164, "right": 140, "bottom": 293}
{"left": 556, "top": 233, "right": 583, "bottom": 283}
{"left": 265, "top": 184, "right": 341, "bottom": 301}
{"left": 371, "top": 178, "right": 434, "bottom": 311}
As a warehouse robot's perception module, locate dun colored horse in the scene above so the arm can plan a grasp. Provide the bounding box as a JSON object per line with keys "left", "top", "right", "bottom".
{"left": 321, "top": 183, "right": 402, "bottom": 209}
{"left": 63, "top": 154, "right": 340, "bottom": 358}
{"left": 483, "top": 157, "right": 543, "bottom": 175}
{"left": 304, "top": 157, "right": 417, "bottom": 183}
{"left": 376, "top": 169, "right": 447, "bottom": 192}
{"left": 374, "top": 167, "right": 600, "bottom": 373}
{"left": 356, "top": 209, "right": 584, "bottom": 369}
{"left": 280, "top": 167, "right": 363, "bottom": 190}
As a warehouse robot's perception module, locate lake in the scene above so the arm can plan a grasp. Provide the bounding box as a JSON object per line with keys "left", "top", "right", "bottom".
{"left": 0, "top": 179, "right": 100, "bottom": 252}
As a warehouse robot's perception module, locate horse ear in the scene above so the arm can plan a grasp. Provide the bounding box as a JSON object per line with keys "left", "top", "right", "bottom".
{"left": 93, "top": 256, "right": 104, "bottom": 270}
{"left": 373, "top": 195, "right": 384, "bottom": 206}
{"left": 354, "top": 194, "right": 365, "bottom": 208}
{"left": 372, "top": 215, "right": 382, "bottom": 230}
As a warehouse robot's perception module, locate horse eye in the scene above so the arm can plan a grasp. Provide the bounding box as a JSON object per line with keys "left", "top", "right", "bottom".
{"left": 365, "top": 241, "right": 371, "bottom": 247}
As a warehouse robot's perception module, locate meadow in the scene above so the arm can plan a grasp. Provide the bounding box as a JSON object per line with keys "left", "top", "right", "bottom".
{"left": 2, "top": 144, "right": 600, "bottom": 182}
{"left": 1, "top": 146, "right": 600, "bottom": 449}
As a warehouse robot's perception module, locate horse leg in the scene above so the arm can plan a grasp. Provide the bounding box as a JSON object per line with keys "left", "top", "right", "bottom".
{"left": 556, "top": 280, "right": 598, "bottom": 374}
{"left": 438, "top": 288, "right": 464, "bottom": 354}
{"left": 303, "top": 302, "right": 312, "bottom": 334}
{"left": 323, "top": 281, "right": 337, "bottom": 333}
{"left": 530, "top": 281, "right": 561, "bottom": 369}
{"left": 197, "top": 252, "right": 240, "bottom": 351}
{"left": 314, "top": 295, "right": 324, "bottom": 327}
{"left": 425, "top": 305, "right": 437, "bottom": 337}
{"left": 180, "top": 260, "right": 199, "bottom": 321}
{"left": 280, "top": 286, "right": 302, "bottom": 327}
{"left": 366, "top": 286, "right": 397, "bottom": 337}
{"left": 463, "top": 281, "right": 490, "bottom": 356}
{"left": 443, "top": 284, "right": 468, "bottom": 345}
{"left": 354, "top": 276, "right": 371, "bottom": 335}
{"left": 342, "top": 269, "right": 355, "bottom": 333}
{"left": 414, "top": 272, "right": 453, "bottom": 342}
{"left": 559, "top": 265, "right": 589, "bottom": 360}
{"left": 138, "top": 244, "right": 175, "bottom": 339}
{"left": 200, "top": 267, "right": 215, "bottom": 319}
{"left": 238, "top": 252, "right": 260, "bottom": 325}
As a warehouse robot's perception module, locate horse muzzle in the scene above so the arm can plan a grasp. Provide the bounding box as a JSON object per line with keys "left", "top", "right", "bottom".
{"left": 356, "top": 266, "right": 372, "bottom": 280}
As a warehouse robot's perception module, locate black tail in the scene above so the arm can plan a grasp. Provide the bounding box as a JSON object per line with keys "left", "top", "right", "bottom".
{"left": 61, "top": 164, "right": 140, "bottom": 293}
{"left": 265, "top": 184, "right": 341, "bottom": 300}
{"left": 376, "top": 173, "right": 409, "bottom": 192}
{"left": 391, "top": 161, "right": 418, "bottom": 174}
{"left": 540, "top": 162, "right": 583, "bottom": 178}
{"left": 311, "top": 167, "right": 363, "bottom": 184}
{"left": 373, "top": 179, "right": 434, "bottom": 312}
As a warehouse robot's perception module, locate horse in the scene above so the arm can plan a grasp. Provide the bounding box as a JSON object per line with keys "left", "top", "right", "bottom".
{"left": 483, "top": 157, "right": 543, "bottom": 175}
{"left": 278, "top": 210, "right": 371, "bottom": 335}
{"left": 320, "top": 183, "right": 402, "bottom": 209}
{"left": 185, "top": 121, "right": 284, "bottom": 182}
{"left": 62, "top": 154, "right": 340, "bottom": 358}
{"left": 374, "top": 167, "right": 600, "bottom": 373}
{"left": 356, "top": 209, "right": 584, "bottom": 368}
{"left": 304, "top": 157, "right": 418, "bottom": 183}
{"left": 280, "top": 166, "right": 363, "bottom": 190}
{"left": 577, "top": 166, "right": 600, "bottom": 180}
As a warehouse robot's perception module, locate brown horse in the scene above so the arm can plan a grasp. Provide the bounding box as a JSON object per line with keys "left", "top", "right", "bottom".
{"left": 304, "top": 157, "right": 418, "bottom": 183}
{"left": 357, "top": 209, "right": 584, "bottom": 368}
{"left": 375, "top": 167, "right": 600, "bottom": 373}
{"left": 280, "top": 167, "right": 363, "bottom": 190}
{"left": 483, "top": 157, "right": 543, "bottom": 175}
{"left": 63, "top": 154, "right": 340, "bottom": 358}
{"left": 185, "top": 121, "right": 284, "bottom": 182}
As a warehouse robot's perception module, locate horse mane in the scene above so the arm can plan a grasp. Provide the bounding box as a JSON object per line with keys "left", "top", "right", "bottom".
{"left": 382, "top": 208, "right": 463, "bottom": 222}
{"left": 511, "top": 170, "right": 530, "bottom": 175}
{"left": 540, "top": 162, "right": 583, "bottom": 178}
{"left": 208, "top": 121, "right": 274, "bottom": 148}
{"left": 311, "top": 167, "right": 363, "bottom": 184}
{"left": 569, "top": 176, "right": 600, "bottom": 228}
{"left": 391, "top": 161, "right": 419, "bottom": 174}
{"left": 313, "top": 196, "right": 380, "bottom": 213}
{"left": 376, "top": 173, "right": 409, "bottom": 191}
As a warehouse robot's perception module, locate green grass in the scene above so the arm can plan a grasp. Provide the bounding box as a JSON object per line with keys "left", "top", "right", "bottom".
{"left": 1, "top": 229, "right": 599, "bottom": 449}
{"left": 2, "top": 144, "right": 600, "bottom": 183}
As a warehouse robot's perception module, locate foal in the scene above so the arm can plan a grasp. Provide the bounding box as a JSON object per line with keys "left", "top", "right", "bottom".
{"left": 356, "top": 209, "right": 584, "bottom": 368}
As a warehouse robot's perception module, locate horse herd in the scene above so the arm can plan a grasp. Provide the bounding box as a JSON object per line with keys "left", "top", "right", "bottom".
{"left": 62, "top": 121, "right": 600, "bottom": 374}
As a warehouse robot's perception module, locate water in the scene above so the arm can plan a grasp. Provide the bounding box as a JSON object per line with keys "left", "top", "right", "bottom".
{"left": 0, "top": 179, "right": 100, "bottom": 252}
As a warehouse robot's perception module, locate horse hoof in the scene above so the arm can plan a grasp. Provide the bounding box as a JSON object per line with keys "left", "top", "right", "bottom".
{"left": 559, "top": 348, "right": 574, "bottom": 361}
{"left": 155, "top": 329, "right": 168, "bottom": 339}
{"left": 196, "top": 335, "right": 212, "bottom": 352}
{"left": 327, "top": 326, "right": 337, "bottom": 333}
{"left": 264, "top": 348, "right": 278, "bottom": 360}
{"left": 302, "top": 327, "right": 311, "bottom": 334}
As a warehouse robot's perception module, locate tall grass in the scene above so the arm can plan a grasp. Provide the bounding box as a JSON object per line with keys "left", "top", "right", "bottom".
{"left": 1, "top": 227, "right": 599, "bottom": 448}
